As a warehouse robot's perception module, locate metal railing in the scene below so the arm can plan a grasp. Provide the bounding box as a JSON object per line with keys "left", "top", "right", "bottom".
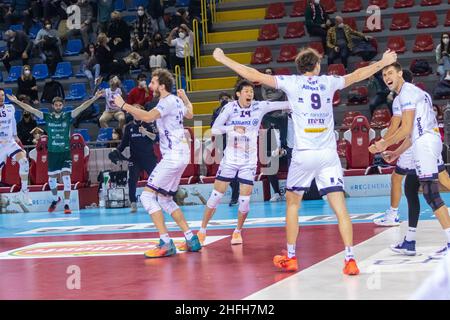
{"left": 193, "top": 19, "right": 201, "bottom": 68}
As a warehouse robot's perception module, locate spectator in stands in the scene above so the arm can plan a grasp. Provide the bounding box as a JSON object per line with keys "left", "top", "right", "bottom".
{"left": 168, "top": 24, "right": 195, "bottom": 70}
{"left": 31, "top": 127, "right": 45, "bottom": 145}
{"left": 305, "top": 0, "right": 331, "bottom": 49}
{"left": 35, "top": 20, "right": 63, "bottom": 72}
{"left": 326, "top": 16, "right": 371, "bottom": 69}
{"left": 109, "top": 127, "right": 123, "bottom": 148}
{"left": 261, "top": 68, "right": 285, "bottom": 101}
{"left": 126, "top": 73, "right": 153, "bottom": 106}
{"left": 170, "top": 8, "right": 193, "bottom": 30}
{"left": 436, "top": 32, "right": 450, "bottom": 81}
{"left": 99, "top": 75, "right": 126, "bottom": 130}
{"left": 62, "top": 0, "right": 94, "bottom": 47}
{"left": 17, "top": 65, "right": 39, "bottom": 105}
{"left": 148, "top": 0, "right": 166, "bottom": 34}
{"left": 80, "top": 43, "right": 101, "bottom": 94}
{"left": 95, "top": 32, "right": 125, "bottom": 78}
{"left": 368, "top": 67, "right": 391, "bottom": 116}
{"left": 97, "top": 0, "right": 115, "bottom": 33}
{"left": 148, "top": 32, "right": 170, "bottom": 71}
{"left": 1, "top": 30, "right": 33, "bottom": 73}
{"left": 5, "top": 0, "right": 38, "bottom": 34}
{"left": 41, "top": 0, "right": 67, "bottom": 22}
{"left": 107, "top": 11, "right": 131, "bottom": 55}
{"left": 16, "top": 95, "right": 38, "bottom": 146}
{"left": 131, "top": 6, "right": 153, "bottom": 57}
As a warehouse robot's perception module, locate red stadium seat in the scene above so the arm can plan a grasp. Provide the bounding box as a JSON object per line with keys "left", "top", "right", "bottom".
{"left": 387, "top": 36, "right": 407, "bottom": 54}
{"left": 417, "top": 11, "right": 438, "bottom": 28}
{"left": 327, "top": 63, "right": 346, "bottom": 76}
{"left": 410, "top": 59, "right": 433, "bottom": 76}
{"left": 413, "top": 34, "right": 434, "bottom": 52}
{"left": 344, "top": 116, "right": 376, "bottom": 169}
{"left": 258, "top": 24, "right": 279, "bottom": 41}
{"left": 363, "top": 16, "right": 384, "bottom": 32}
{"left": 251, "top": 46, "right": 273, "bottom": 64}
{"left": 370, "top": 108, "right": 392, "bottom": 129}
{"left": 355, "top": 61, "right": 370, "bottom": 70}
{"left": 342, "top": 0, "right": 362, "bottom": 12}
{"left": 29, "top": 135, "right": 49, "bottom": 185}
{"left": 341, "top": 111, "right": 362, "bottom": 131}
{"left": 275, "top": 68, "right": 292, "bottom": 75}
{"left": 333, "top": 91, "right": 341, "bottom": 106}
{"left": 277, "top": 44, "right": 298, "bottom": 62}
{"left": 390, "top": 13, "right": 411, "bottom": 30}
{"left": 343, "top": 17, "right": 358, "bottom": 30}
{"left": 309, "top": 42, "right": 324, "bottom": 55}
{"left": 420, "top": 0, "right": 441, "bottom": 5}
{"left": 321, "top": 0, "right": 337, "bottom": 13}
{"left": 369, "top": 0, "right": 388, "bottom": 9}
{"left": 446, "top": 10, "right": 450, "bottom": 27}
{"left": 180, "top": 127, "right": 199, "bottom": 184}
{"left": 284, "top": 22, "right": 305, "bottom": 39}
{"left": 70, "top": 133, "right": 89, "bottom": 185}
{"left": 393, "top": 0, "right": 415, "bottom": 8}
{"left": 265, "top": 3, "right": 286, "bottom": 19}
{"left": 347, "top": 86, "right": 369, "bottom": 105}
{"left": 290, "top": 0, "right": 306, "bottom": 17}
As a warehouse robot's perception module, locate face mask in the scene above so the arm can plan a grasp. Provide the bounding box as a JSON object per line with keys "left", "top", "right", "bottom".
{"left": 314, "top": 0, "right": 320, "bottom": 4}
{"left": 24, "top": 70, "right": 31, "bottom": 76}
{"left": 45, "top": 24, "right": 52, "bottom": 30}
{"left": 338, "top": 23, "right": 344, "bottom": 28}
{"left": 139, "top": 80, "right": 147, "bottom": 87}
{"left": 444, "top": 38, "right": 450, "bottom": 45}
{"left": 178, "top": 32, "right": 186, "bottom": 39}
{"left": 138, "top": 10, "right": 144, "bottom": 16}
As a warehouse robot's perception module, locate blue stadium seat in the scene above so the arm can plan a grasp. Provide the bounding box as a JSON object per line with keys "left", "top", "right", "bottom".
{"left": 128, "top": 0, "right": 147, "bottom": 10}
{"left": 98, "top": 81, "right": 110, "bottom": 90}
{"left": 123, "top": 79, "right": 135, "bottom": 93}
{"left": 15, "top": 109, "right": 22, "bottom": 122}
{"left": 123, "top": 15, "right": 137, "bottom": 24}
{"left": 32, "top": 64, "right": 49, "bottom": 80}
{"left": 10, "top": 24, "right": 23, "bottom": 32}
{"left": 5, "top": 66, "right": 23, "bottom": 83}
{"left": 4, "top": 89, "right": 13, "bottom": 103}
{"left": 64, "top": 39, "right": 83, "bottom": 56}
{"left": 97, "top": 127, "right": 113, "bottom": 141}
{"left": 114, "top": 0, "right": 126, "bottom": 11}
{"left": 36, "top": 108, "right": 49, "bottom": 125}
{"left": 75, "top": 68, "right": 87, "bottom": 78}
{"left": 52, "top": 62, "right": 73, "bottom": 79}
{"left": 63, "top": 106, "right": 74, "bottom": 113}
{"left": 73, "top": 129, "right": 91, "bottom": 142}
{"left": 175, "top": 0, "right": 191, "bottom": 7}
{"left": 66, "top": 83, "right": 88, "bottom": 101}
{"left": 29, "top": 23, "right": 42, "bottom": 39}
{"left": 0, "top": 71, "right": 3, "bottom": 82}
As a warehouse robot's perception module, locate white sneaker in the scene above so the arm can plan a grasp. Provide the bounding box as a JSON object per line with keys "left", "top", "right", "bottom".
{"left": 270, "top": 193, "right": 282, "bottom": 202}
{"left": 428, "top": 245, "right": 449, "bottom": 259}
{"left": 374, "top": 209, "right": 400, "bottom": 227}
{"left": 20, "top": 190, "right": 33, "bottom": 206}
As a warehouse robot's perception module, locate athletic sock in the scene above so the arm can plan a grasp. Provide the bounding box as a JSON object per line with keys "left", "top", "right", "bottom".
{"left": 405, "top": 227, "right": 417, "bottom": 242}
{"left": 444, "top": 228, "right": 450, "bottom": 244}
{"left": 233, "top": 228, "right": 241, "bottom": 234}
{"left": 21, "top": 179, "right": 28, "bottom": 193}
{"left": 287, "top": 243, "right": 296, "bottom": 259}
{"left": 199, "top": 227, "right": 207, "bottom": 234}
{"left": 64, "top": 199, "right": 70, "bottom": 206}
{"left": 345, "top": 246, "right": 355, "bottom": 261}
{"left": 184, "top": 230, "right": 193, "bottom": 241}
{"left": 160, "top": 233, "right": 171, "bottom": 244}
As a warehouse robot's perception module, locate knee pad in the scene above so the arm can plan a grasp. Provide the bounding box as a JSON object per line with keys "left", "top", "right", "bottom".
{"left": 18, "top": 158, "right": 29, "bottom": 175}
{"left": 140, "top": 191, "right": 161, "bottom": 215}
{"left": 422, "top": 181, "right": 445, "bottom": 211}
{"left": 158, "top": 196, "right": 179, "bottom": 215}
{"left": 206, "top": 189, "right": 224, "bottom": 209}
{"left": 238, "top": 195, "right": 251, "bottom": 214}
{"left": 62, "top": 175, "right": 71, "bottom": 192}
{"left": 48, "top": 177, "right": 58, "bottom": 190}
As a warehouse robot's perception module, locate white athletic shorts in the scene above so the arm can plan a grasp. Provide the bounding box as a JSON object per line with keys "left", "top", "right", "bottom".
{"left": 147, "top": 157, "right": 187, "bottom": 196}
{"left": 395, "top": 147, "right": 416, "bottom": 175}
{"left": 412, "top": 133, "right": 443, "bottom": 181}
{"left": 0, "top": 140, "right": 23, "bottom": 168}
{"left": 216, "top": 160, "right": 256, "bottom": 185}
{"left": 286, "top": 148, "right": 344, "bottom": 196}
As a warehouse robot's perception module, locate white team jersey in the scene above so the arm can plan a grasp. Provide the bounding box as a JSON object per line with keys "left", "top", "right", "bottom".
{"left": 0, "top": 104, "right": 17, "bottom": 143}
{"left": 211, "top": 100, "right": 290, "bottom": 165}
{"left": 155, "top": 94, "right": 190, "bottom": 160}
{"left": 275, "top": 74, "right": 345, "bottom": 150}
{"left": 394, "top": 82, "right": 440, "bottom": 142}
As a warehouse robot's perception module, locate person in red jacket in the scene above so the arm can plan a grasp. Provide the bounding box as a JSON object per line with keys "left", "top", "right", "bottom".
{"left": 126, "top": 73, "right": 153, "bottom": 106}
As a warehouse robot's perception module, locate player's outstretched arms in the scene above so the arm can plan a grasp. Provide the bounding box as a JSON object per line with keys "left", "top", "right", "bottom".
{"left": 6, "top": 94, "right": 43, "bottom": 119}
{"left": 71, "top": 90, "right": 104, "bottom": 118}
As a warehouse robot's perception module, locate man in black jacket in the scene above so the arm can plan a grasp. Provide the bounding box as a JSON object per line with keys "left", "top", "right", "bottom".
{"left": 107, "top": 11, "right": 131, "bottom": 53}
{"left": 115, "top": 117, "right": 159, "bottom": 213}
{"left": 1, "top": 30, "right": 33, "bottom": 72}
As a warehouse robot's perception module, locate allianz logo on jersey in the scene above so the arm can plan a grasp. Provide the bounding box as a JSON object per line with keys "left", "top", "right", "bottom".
{"left": 47, "top": 122, "right": 67, "bottom": 128}
{"left": 230, "top": 120, "right": 257, "bottom": 126}
{"left": 302, "top": 83, "right": 327, "bottom": 92}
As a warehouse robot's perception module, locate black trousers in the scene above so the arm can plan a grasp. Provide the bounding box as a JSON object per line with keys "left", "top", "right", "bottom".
{"left": 327, "top": 45, "right": 350, "bottom": 68}
{"left": 128, "top": 159, "right": 157, "bottom": 203}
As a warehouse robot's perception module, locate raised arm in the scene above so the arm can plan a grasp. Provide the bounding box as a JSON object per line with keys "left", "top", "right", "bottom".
{"left": 343, "top": 50, "right": 397, "bottom": 88}
{"left": 113, "top": 94, "right": 161, "bottom": 123}
{"left": 213, "top": 48, "right": 277, "bottom": 89}
{"left": 177, "top": 89, "right": 193, "bottom": 119}
{"left": 7, "top": 94, "right": 43, "bottom": 119}
{"left": 71, "top": 90, "right": 104, "bottom": 118}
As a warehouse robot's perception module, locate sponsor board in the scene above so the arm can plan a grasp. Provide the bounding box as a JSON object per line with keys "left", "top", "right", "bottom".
{"left": 0, "top": 191, "right": 79, "bottom": 213}
{"left": 136, "top": 181, "right": 265, "bottom": 206}
{"left": 0, "top": 236, "right": 228, "bottom": 259}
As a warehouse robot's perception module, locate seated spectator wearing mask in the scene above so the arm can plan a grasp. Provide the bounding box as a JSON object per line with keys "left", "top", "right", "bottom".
{"left": 131, "top": 6, "right": 152, "bottom": 56}
{"left": 17, "top": 97, "right": 38, "bottom": 146}
{"left": 99, "top": 76, "right": 126, "bottom": 129}
{"left": 305, "top": 0, "right": 331, "bottom": 49}
{"left": 17, "top": 65, "right": 39, "bottom": 105}
{"left": 436, "top": 32, "right": 450, "bottom": 81}
{"left": 1, "top": 29, "right": 33, "bottom": 72}
{"left": 107, "top": 11, "right": 131, "bottom": 55}
{"left": 167, "top": 24, "right": 194, "bottom": 69}
{"left": 149, "top": 32, "right": 170, "bottom": 70}
{"left": 126, "top": 73, "right": 153, "bottom": 106}
{"left": 35, "top": 20, "right": 63, "bottom": 63}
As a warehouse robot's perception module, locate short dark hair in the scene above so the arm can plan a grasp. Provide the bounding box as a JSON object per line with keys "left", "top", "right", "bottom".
{"left": 234, "top": 80, "right": 254, "bottom": 100}
{"left": 382, "top": 62, "right": 402, "bottom": 72}
{"left": 218, "top": 91, "right": 231, "bottom": 100}
{"left": 295, "top": 47, "right": 321, "bottom": 74}
{"left": 137, "top": 73, "right": 147, "bottom": 80}
{"left": 152, "top": 68, "right": 175, "bottom": 92}
{"left": 52, "top": 96, "right": 64, "bottom": 104}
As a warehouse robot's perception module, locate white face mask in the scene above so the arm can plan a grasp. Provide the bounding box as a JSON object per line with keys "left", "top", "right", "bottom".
{"left": 45, "top": 24, "right": 52, "bottom": 30}
{"left": 443, "top": 38, "right": 450, "bottom": 45}
{"left": 338, "top": 23, "right": 344, "bottom": 28}
{"left": 24, "top": 70, "right": 31, "bottom": 76}
{"left": 314, "top": 0, "right": 320, "bottom": 4}
{"left": 139, "top": 80, "right": 147, "bottom": 87}
{"left": 178, "top": 32, "right": 186, "bottom": 39}
{"left": 138, "top": 10, "right": 144, "bottom": 16}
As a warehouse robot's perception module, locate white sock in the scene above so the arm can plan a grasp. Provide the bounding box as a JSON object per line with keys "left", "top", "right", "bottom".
{"left": 21, "top": 180, "right": 28, "bottom": 193}
{"left": 345, "top": 246, "right": 354, "bottom": 261}
{"left": 405, "top": 227, "right": 417, "bottom": 242}
{"left": 234, "top": 228, "right": 241, "bottom": 234}
{"left": 287, "top": 243, "right": 296, "bottom": 259}
{"left": 184, "top": 230, "right": 193, "bottom": 241}
{"left": 199, "top": 227, "right": 206, "bottom": 234}
{"left": 160, "top": 233, "right": 171, "bottom": 244}
{"left": 444, "top": 228, "right": 450, "bottom": 244}
{"left": 64, "top": 199, "right": 70, "bottom": 206}
{"left": 390, "top": 207, "right": 398, "bottom": 213}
